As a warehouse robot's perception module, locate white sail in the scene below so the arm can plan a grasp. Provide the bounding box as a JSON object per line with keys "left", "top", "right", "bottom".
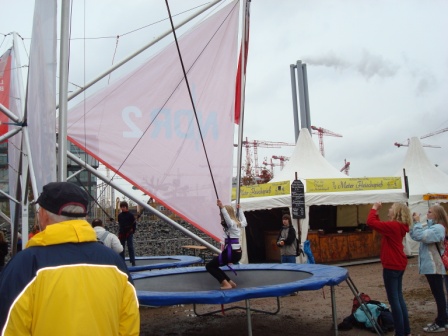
{"left": 27, "top": 0, "right": 57, "bottom": 193}
{"left": 67, "top": 1, "right": 240, "bottom": 241}
{"left": 3, "top": 47, "right": 21, "bottom": 223}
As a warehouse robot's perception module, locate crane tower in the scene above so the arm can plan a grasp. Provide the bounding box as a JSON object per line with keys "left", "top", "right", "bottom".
{"left": 310, "top": 126, "right": 342, "bottom": 157}
{"left": 240, "top": 137, "right": 295, "bottom": 177}
{"left": 420, "top": 127, "right": 448, "bottom": 139}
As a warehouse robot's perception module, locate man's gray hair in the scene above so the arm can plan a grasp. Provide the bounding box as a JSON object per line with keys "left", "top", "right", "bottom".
{"left": 46, "top": 205, "right": 86, "bottom": 222}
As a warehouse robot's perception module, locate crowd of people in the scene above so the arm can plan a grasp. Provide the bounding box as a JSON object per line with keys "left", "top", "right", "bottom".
{"left": 1, "top": 181, "right": 448, "bottom": 335}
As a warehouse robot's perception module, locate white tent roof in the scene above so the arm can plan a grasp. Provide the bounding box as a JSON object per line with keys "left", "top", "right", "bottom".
{"left": 241, "top": 128, "right": 406, "bottom": 212}
{"left": 395, "top": 137, "right": 448, "bottom": 256}
{"left": 396, "top": 137, "right": 448, "bottom": 198}
{"left": 271, "top": 128, "right": 347, "bottom": 182}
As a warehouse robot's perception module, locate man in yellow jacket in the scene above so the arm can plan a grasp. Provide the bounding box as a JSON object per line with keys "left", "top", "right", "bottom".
{"left": 0, "top": 182, "right": 140, "bottom": 335}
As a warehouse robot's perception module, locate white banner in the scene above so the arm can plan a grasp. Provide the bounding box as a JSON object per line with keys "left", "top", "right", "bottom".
{"left": 27, "top": 0, "right": 57, "bottom": 193}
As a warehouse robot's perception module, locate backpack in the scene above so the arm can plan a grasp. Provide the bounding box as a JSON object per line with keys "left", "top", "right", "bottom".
{"left": 378, "top": 309, "right": 395, "bottom": 332}
{"left": 435, "top": 238, "right": 448, "bottom": 269}
{"left": 353, "top": 302, "right": 388, "bottom": 329}
{"left": 339, "top": 294, "right": 394, "bottom": 333}
{"left": 352, "top": 293, "right": 371, "bottom": 313}
{"left": 442, "top": 238, "right": 448, "bottom": 269}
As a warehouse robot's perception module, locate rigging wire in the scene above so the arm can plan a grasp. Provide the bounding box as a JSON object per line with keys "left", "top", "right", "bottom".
{"left": 74, "top": 174, "right": 114, "bottom": 221}
{"left": 164, "top": 0, "right": 220, "bottom": 200}
{"left": 67, "top": 2, "right": 220, "bottom": 199}
{"left": 68, "top": 2, "right": 212, "bottom": 41}
{"left": 80, "top": 0, "right": 115, "bottom": 212}
{"left": 75, "top": 1, "right": 233, "bottom": 204}
{"left": 108, "top": 36, "right": 120, "bottom": 85}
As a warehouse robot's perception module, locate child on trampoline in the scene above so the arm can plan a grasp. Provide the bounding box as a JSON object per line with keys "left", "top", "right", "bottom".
{"left": 206, "top": 199, "right": 247, "bottom": 290}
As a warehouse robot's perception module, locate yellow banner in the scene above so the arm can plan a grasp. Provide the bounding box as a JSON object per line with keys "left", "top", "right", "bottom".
{"left": 423, "top": 194, "right": 448, "bottom": 200}
{"left": 306, "top": 177, "right": 402, "bottom": 193}
{"left": 232, "top": 181, "right": 290, "bottom": 199}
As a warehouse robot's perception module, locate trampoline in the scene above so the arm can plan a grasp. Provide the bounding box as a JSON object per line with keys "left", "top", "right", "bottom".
{"left": 125, "top": 255, "right": 202, "bottom": 272}
{"left": 132, "top": 263, "right": 381, "bottom": 336}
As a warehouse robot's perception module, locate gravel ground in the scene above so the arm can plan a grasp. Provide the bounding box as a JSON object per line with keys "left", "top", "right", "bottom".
{"left": 139, "top": 258, "right": 440, "bottom": 336}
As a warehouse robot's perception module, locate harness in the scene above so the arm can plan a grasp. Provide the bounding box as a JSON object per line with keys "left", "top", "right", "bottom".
{"left": 219, "top": 236, "right": 240, "bottom": 275}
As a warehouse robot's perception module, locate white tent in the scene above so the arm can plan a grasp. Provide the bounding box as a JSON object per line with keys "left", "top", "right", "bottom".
{"left": 397, "top": 137, "right": 448, "bottom": 255}
{"left": 240, "top": 129, "right": 407, "bottom": 261}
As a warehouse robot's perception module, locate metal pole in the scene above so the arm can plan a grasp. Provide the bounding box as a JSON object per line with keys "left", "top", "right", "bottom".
{"left": 61, "top": 0, "right": 223, "bottom": 106}
{"left": 289, "top": 64, "right": 299, "bottom": 142}
{"left": 235, "top": 0, "right": 249, "bottom": 207}
{"left": 330, "top": 286, "right": 338, "bottom": 336}
{"left": 57, "top": 0, "right": 70, "bottom": 181}
{"left": 64, "top": 148, "right": 220, "bottom": 254}
{"left": 0, "top": 103, "right": 20, "bottom": 123}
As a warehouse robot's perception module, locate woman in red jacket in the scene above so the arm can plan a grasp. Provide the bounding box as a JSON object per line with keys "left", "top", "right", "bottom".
{"left": 367, "top": 202, "right": 412, "bottom": 336}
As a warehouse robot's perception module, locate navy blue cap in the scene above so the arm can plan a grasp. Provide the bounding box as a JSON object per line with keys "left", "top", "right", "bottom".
{"left": 36, "top": 182, "right": 89, "bottom": 217}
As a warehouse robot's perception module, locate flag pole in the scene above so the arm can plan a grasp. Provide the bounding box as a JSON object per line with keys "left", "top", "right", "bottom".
{"left": 57, "top": 0, "right": 70, "bottom": 181}
{"left": 235, "top": 0, "right": 250, "bottom": 207}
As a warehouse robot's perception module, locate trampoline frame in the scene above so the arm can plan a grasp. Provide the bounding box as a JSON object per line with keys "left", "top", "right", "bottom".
{"left": 193, "top": 296, "right": 281, "bottom": 316}
{"left": 133, "top": 263, "right": 383, "bottom": 336}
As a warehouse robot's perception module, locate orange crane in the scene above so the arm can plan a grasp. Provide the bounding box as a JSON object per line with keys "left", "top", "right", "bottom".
{"left": 310, "top": 126, "right": 342, "bottom": 157}
{"left": 262, "top": 158, "right": 278, "bottom": 178}
{"left": 272, "top": 155, "right": 289, "bottom": 171}
{"left": 420, "top": 127, "right": 448, "bottom": 139}
{"left": 394, "top": 139, "right": 440, "bottom": 148}
{"left": 238, "top": 137, "right": 295, "bottom": 177}
{"left": 340, "top": 159, "right": 350, "bottom": 176}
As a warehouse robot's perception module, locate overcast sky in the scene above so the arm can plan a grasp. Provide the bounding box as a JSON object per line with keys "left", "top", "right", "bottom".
{"left": 1, "top": 0, "right": 448, "bottom": 201}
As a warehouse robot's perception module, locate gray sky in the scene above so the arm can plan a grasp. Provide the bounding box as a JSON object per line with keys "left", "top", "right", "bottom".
{"left": 1, "top": 0, "right": 448, "bottom": 201}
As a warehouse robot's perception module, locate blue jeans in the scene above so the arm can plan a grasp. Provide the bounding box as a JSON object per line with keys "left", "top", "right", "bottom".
{"left": 383, "top": 268, "right": 410, "bottom": 336}
{"left": 281, "top": 255, "right": 296, "bottom": 263}
{"left": 119, "top": 233, "right": 135, "bottom": 265}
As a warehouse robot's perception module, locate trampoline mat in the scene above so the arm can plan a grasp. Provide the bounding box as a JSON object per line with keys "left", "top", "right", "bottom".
{"left": 125, "top": 255, "right": 202, "bottom": 272}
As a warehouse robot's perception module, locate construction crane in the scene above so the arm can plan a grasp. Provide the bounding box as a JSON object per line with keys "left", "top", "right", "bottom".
{"left": 310, "top": 126, "right": 342, "bottom": 157}
{"left": 340, "top": 159, "right": 350, "bottom": 176}
{"left": 262, "top": 158, "right": 278, "bottom": 178}
{"left": 420, "top": 127, "right": 448, "bottom": 139}
{"left": 272, "top": 155, "right": 289, "bottom": 171}
{"left": 394, "top": 139, "right": 441, "bottom": 148}
{"left": 237, "top": 137, "right": 295, "bottom": 177}
{"left": 262, "top": 155, "right": 290, "bottom": 177}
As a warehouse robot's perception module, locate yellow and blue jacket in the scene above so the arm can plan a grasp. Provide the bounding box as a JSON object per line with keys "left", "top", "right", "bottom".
{"left": 0, "top": 220, "right": 140, "bottom": 336}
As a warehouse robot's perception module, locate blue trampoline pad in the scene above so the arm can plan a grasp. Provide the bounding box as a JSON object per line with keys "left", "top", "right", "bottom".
{"left": 132, "top": 263, "right": 348, "bottom": 306}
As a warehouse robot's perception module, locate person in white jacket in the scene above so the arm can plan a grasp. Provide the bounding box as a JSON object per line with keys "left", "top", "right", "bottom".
{"left": 205, "top": 199, "right": 247, "bottom": 289}
{"left": 411, "top": 205, "right": 448, "bottom": 333}
{"left": 92, "top": 218, "right": 124, "bottom": 254}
